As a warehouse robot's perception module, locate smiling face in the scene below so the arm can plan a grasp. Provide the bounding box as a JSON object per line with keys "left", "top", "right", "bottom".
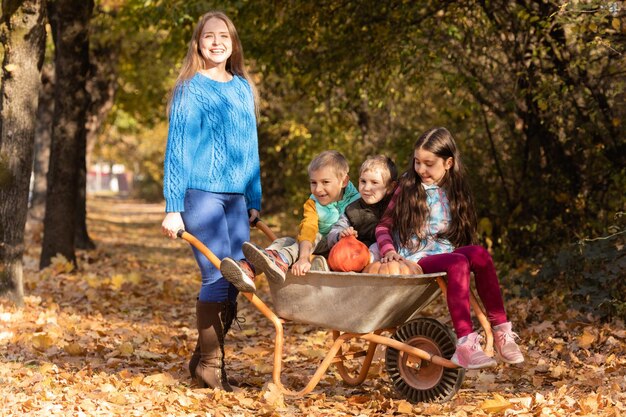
{"left": 414, "top": 148, "right": 453, "bottom": 186}
{"left": 358, "top": 168, "right": 393, "bottom": 205}
{"left": 309, "top": 167, "right": 349, "bottom": 206}
{"left": 199, "top": 17, "right": 233, "bottom": 68}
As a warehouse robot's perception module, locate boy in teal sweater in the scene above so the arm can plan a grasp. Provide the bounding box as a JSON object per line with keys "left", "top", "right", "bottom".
{"left": 221, "top": 150, "right": 360, "bottom": 292}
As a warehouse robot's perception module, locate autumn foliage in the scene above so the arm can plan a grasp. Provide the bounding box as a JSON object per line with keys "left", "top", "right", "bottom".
{"left": 1, "top": 198, "right": 625, "bottom": 416}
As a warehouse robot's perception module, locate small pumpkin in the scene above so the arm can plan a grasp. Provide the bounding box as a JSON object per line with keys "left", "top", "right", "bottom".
{"left": 362, "top": 259, "right": 423, "bottom": 276}
{"left": 328, "top": 235, "right": 371, "bottom": 272}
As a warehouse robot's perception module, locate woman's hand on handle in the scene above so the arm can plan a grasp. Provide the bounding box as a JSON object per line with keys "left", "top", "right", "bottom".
{"left": 162, "top": 212, "right": 184, "bottom": 240}
{"left": 248, "top": 209, "right": 260, "bottom": 224}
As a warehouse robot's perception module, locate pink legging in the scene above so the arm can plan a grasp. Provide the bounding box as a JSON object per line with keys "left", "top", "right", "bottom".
{"left": 417, "top": 245, "right": 507, "bottom": 338}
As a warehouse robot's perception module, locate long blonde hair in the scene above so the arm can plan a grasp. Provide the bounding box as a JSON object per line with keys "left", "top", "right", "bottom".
{"left": 168, "top": 11, "right": 259, "bottom": 116}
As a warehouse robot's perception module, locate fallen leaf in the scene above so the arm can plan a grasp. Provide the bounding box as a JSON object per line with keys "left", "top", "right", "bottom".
{"left": 64, "top": 342, "right": 85, "bottom": 356}
{"left": 111, "top": 274, "right": 125, "bottom": 290}
{"left": 262, "top": 383, "right": 285, "bottom": 408}
{"left": 119, "top": 341, "right": 134, "bottom": 356}
{"left": 480, "top": 394, "right": 512, "bottom": 413}
{"left": 143, "top": 372, "right": 177, "bottom": 386}
{"left": 397, "top": 400, "right": 413, "bottom": 414}
{"left": 135, "top": 349, "right": 161, "bottom": 359}
{"left": 241, "top": 346, "right": 269, "bottom": 356}
{"left": 509, "top": 396, "right": 533, "bottom": 408}
{"left": 578, "top": 329, "right": 596, "bottom": 349}
{"left": 50, "top": 254, "right": 74, "bottom": 275}
{"left": 176, "top": 396, "right": 192, "bottom": 407}
{"left": 31, "top": 333, "right": 53, "bottom": 351}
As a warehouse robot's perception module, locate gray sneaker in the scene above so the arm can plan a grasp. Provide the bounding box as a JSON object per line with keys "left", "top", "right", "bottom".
{"left": 242, "top": 242, "right": 288, "bottom": 284}
{"left": 310, "top": 255, "right": 329, "bottom": 272}
{"left": 220, "top": 258, "right": 256, "bottom": 293}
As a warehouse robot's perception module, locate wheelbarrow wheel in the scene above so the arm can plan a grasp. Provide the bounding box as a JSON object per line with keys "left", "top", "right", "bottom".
{"left": 385, "top": 318, "right": 465, "bottom": 403}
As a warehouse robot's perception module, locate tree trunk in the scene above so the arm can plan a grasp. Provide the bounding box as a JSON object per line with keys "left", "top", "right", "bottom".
{"left": 74, "top": 37, "right": 120, "bottom": 250}
{"left": 74, "top": 139, "right": 94, "bottom": 249}
{"left": 0, "top": 0, "right": 47, "bottom": 306}
{"left": 26, "top": 63, "right": 54, "bottom": 243}
{"left": 40, "top": 0, "right": 94, "bottom": 269}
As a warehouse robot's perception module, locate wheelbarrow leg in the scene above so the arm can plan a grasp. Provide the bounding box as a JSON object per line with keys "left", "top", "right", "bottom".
{"left": 332, "top": 329, "right": 381, "bottom": 386}
{"left": 241, "top": 292, "right": 362, "bottom": 396}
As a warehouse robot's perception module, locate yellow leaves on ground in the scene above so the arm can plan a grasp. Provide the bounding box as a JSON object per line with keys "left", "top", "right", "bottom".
{"left": 262, "top": 382, "right": 286, "bottom": 409}
{"left": 111, "top": 272, "right": 141, "bottom": 290}
{"left": 143, "top": 372, "right": 177, "bottom": 386}
{"left": 480, "top": 393, "right": 512, "bottom": 413}
{"left": 49, "top": 254, "right": 75, "bottom": 275}
{"left": 578, "top": 326, "right": 597, "bottom": 349}
{"left": 31, "top": 332, "right": 54, "bottom": 351}
{"left": 240, "top": 328, "right": 258, "bottom": 336}
{"left": 118, "top": 341, "right": 134, "bottom": 356}
{"left": 63, "top": 342, "right": 85, "bottom": 356}
{"left": 2, "top": 198, "right": 626, "bottom": 416}
{"left": 84, "top": 272, "right": 142, "bottom": 290}
{"left": 396, "top": 399, "right": 413, "bottom": 414}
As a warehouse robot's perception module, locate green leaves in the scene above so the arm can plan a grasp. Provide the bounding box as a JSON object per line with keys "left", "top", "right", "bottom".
{"left": 87, "top": 0, "right": 625, "bottom": 261}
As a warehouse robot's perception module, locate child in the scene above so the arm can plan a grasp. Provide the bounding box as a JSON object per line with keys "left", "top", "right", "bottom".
{"left": 160, "top": 11, "right": 261, "bottom": 391}
{"left": 376, "top": 127, "right": 524, "bottom": 369}
{"left": 221, "top": 150, "right": 360, "bottom": 292}
{"left": 326, "top": 155, "right": 398, "bottom": 260}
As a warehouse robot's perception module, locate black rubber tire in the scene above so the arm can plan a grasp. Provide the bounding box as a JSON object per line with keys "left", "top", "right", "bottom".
{"left": 385, "top": 318, "right": 465, "bottom": 403}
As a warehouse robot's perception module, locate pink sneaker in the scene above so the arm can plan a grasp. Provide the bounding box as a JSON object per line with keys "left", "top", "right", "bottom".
{"left": 493, "top": 322, "right": 524, "bottom": 364}
{"left": 451, "top": 332, "right": 497, "bottom": 369}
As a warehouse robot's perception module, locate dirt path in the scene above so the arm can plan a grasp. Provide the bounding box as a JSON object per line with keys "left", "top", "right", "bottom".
{"left": 1, "top": 197, "right": 624, "bottom": 416}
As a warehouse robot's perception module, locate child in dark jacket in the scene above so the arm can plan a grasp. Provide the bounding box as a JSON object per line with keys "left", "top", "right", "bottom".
{"left": 326, "top": 155, "right": 398, "bottom": 262}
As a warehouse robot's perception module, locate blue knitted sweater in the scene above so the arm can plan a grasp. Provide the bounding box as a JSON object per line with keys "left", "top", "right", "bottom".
{"left": 163, "top": 73, "right": 262, "bottom": 213}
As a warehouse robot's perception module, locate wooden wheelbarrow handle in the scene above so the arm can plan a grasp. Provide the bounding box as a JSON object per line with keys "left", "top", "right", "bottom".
{"left": 251, "top": 217, "right": 278, "bottom": 241}
{"left": 177, "top": 229, "right": 222, "bottom": 268}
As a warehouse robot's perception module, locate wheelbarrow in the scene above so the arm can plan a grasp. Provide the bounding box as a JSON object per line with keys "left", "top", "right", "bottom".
{"left": 178, "top": 221, "right": 495, "bottom": 403}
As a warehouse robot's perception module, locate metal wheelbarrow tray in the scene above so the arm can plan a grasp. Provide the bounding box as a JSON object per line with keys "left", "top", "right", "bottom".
{"left": 268, "top": 270, "right": 444, "bottom": 334}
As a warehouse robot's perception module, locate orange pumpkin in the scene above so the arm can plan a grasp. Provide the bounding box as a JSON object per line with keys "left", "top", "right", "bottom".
{"left": 362, "top": 259, "right": 423, "bottom": 275}
{"left": 328, "top": 235, "right": 371, "bottom": 272}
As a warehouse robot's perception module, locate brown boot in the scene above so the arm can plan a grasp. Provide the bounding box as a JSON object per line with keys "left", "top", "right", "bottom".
{"left": 222, "top": 300, "right": 237, "bottom": 335}
{"left": 189, "top": 300, "right": 238, "bottom": 384}
{"left": 188, "top": 338, "right": 201, "bottom": 379}
{"left": 194, "top": 300, "right": 233, "bottom": 391}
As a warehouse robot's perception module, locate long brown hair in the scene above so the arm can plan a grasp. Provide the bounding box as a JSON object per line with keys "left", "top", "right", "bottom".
{"left": 167, "top": 11, "right": 259, "bottom": 115}
{"left": 391, "top": 127, "right": 477, "bottom": 249}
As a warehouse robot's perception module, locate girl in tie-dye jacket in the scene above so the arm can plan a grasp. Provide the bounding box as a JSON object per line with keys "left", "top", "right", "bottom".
{"left": 375, "top": 127, "right": 525, "bottom": 370}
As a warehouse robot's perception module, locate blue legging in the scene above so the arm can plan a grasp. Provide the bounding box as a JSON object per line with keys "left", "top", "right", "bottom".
{"left": 181, "top": 190, "right": 249, "bottom": 303}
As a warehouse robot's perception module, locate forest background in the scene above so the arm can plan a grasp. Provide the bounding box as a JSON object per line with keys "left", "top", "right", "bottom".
{"left": 11, "top": 0, "right": 623, "bottom": 310}
{"left": 0, "top": 0, "right": 625, "bottom": 415}
{"left": 0, "top": 0, "right": 624, "bottom": 315}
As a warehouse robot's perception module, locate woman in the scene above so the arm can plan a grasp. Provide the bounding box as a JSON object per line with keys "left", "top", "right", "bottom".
{"left": 161, "top": 11, "right": 262, "bottom": 390}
